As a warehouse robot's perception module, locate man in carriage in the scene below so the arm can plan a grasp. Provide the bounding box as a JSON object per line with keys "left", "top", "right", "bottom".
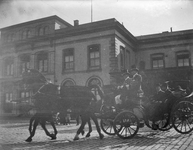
{"left": 115, "top": 67, "right": 144, "bottom": 109}
{"left": 149, "top": 81, "right": 187, "bottom": 129}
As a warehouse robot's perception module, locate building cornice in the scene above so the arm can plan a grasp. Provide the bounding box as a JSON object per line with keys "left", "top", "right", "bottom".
{"left": 0, "top": 15, "right": 72, "bottom": 31}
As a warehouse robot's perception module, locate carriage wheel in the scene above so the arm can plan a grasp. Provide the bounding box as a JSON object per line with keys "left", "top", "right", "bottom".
{"left": 157, "top": 113, "right": 172, "bottom": 131}
{"left": 100, "top": 104, "right": 117, "bottom": 135}
{"left": 113, "top": 111, "right": 139, "bottom": 139}
{"left": 172, "top": 101, "right": 193, "bottom": 134}
{"left": 100, "top": 118, "right": 115, "bottom": 135}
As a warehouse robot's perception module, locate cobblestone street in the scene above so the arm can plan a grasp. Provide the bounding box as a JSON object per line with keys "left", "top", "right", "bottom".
{"left": 0, "top": 117, "right": 193, "bottom": 150}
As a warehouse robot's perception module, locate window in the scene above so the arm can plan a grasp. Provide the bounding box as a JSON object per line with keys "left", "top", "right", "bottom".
{"left": 63, "top": 49, "right": 74, "bottom": 71}
{"left": 63, "top": 80, "right": 75, "bottom": 86}
{"left": 151, "top": 53, "right": 164, "bottom": 69}
{"left": 38, "top": 27, "right": 44, "bottom": 36}
{"left": 4, "top": 57, "right": 14, "bottom": 76}
{"left": 11, "top": 34, "right": 15, "bottom": 41}
{"left": 120, "top": 46, "right": 130, "bottom": 70}
{"left": 37, "top": 52, "right": 48, "bottom": 72}
{"left": 120, "top": 47, "right": 125, "bottom": 70}
{"left": 176, "top": 51, "right": 190, "bottom": 67}
{"left": 27, "top": 30, "right": 31, "bottom": 38}
{"left": 88, "top": 44, "right": 100, "bottom": 69}
{"left": 87, "top": 77, "right": 102, "bottom": 101}
{"left": 19, "top": 55, "right": 30, "bottom": 74}
{"left": 22, "top": 31, "right": 27, "bottom": 39}
{"left": 50, "top": 52, "right": 54, "bottom": 72}
{"left": 5, "top": 92, "right": 13, "bottom": 103}
{"left": 44, "top": 26, "right": 49, "bottom": 35}
{"left": 118, "top": 46, "right": 130, "bottom": 71}
{"left": 20, "top": 91, "right": 30, "bottom": 99}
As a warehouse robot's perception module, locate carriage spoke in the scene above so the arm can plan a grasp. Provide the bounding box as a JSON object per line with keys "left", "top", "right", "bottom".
{"left": 129, "top": 126, "right": 136, "bottom": 132}
{"left": 120, "top": 127, "right": 126, "bottom": 135}
{"left": 176, "top": 119, "right": 182, "bottom": 128}
{"left": 185, "top": 120, "right": 191, "bottom": 131}
{"left": 125, "top": 127, "right": 128, "bottom": 137}
{"left": 180, "top": 121, "right": 184, "bottom": 131}
{"left": 105, "top": 126, "right": 110, "bottom": 131}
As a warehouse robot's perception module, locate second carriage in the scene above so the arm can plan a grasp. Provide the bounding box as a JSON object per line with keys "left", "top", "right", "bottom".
{"left": 99, "top": 80, "right": 193, "bottom": 139}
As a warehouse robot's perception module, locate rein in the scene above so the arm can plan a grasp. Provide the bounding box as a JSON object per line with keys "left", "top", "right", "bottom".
{"left": 33, "top": 83, "right": 61, "bottom": 99}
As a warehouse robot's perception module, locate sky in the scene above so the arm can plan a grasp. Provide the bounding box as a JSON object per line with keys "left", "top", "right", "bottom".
{"left": 0, "top": 0, "right": 192, "bottom": 36}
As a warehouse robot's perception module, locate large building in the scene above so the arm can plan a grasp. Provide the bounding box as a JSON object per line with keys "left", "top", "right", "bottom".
{"left": 0, "top": 15, "right": 193, "bottom": 114}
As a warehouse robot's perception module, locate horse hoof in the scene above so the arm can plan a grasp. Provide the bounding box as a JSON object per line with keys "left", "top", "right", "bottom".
{"left": 25, "top": 137, "right": 32, "bottom": 142}
{"left": 81, "top": 130, "right": 85, "bottom": 136}
{"left": 73, "top": 136, "right": 79, "bottom": 141}
{"left": 50, "top": 134, "right": 57, "bottom": 140}
{"left": 99, "top": 134, "right": 104, "bottom": 139}
{"left": 86, "top": 133, "right": 90, "bottom": 137}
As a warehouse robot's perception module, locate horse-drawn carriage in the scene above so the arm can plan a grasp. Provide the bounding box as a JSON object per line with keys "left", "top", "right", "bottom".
{"left": 99, "top": 80, "right": 193, "bottom": 139}
{"left": 22, "top": 69, "right": 193, "bottom": 142}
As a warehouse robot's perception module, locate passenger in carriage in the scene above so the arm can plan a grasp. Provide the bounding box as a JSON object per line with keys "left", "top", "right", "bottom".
{"left": 115, "top": 67, "right": 144, "bottom": 109}
{"left": 114, "top": 71, "right": 130, "bottom": 109}
{"left": 152, "top": 83, "right": 168, "bottom": 103}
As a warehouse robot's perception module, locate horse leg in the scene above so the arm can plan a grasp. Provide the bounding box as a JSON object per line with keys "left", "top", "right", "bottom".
{"left": 50, "top": 121, "right": 58, "bottom": 139}
{"left": 85, "top": 118, "right": 92, "bottom": 137}
{"left": 90, "top": 112, "right": 104, "bottom": 139}
{"left": 25, "top": 119, "right": 38, "bottom": 142}
{"left": 73, "top": 114, "right": 88, "bottom": 141}
{"left": 40, "top": 121, "right": 56, "bottom": 140}
{"left": 28, "top": 116, "right": 35, "bottom": 135}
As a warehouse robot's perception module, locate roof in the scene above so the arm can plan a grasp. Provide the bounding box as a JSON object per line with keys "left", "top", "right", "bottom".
{"left": 0, "top": 15, "right": 72, "bottom": 31}
{"left": 136, "top": 29, "right": 193, "bottom": 42}
{"left": 54, "top": 18, "right": 137, "bottom": 44}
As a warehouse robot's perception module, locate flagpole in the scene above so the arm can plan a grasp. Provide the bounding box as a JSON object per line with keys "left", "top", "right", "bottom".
{"left": 91, "top": 0, "right": 93, "bottom": 22}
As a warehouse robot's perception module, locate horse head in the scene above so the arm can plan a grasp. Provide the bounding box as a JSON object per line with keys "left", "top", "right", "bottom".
{"left": 22, "top": 69, "right": 48, "bottom": 86}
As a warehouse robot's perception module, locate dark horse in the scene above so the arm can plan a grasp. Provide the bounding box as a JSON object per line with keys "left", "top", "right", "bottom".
{"left": 23, "top": 69, "right": 104, "bottom": 142}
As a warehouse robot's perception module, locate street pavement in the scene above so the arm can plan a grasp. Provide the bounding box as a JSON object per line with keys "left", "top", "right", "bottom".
{"left": 0, "top": 116, "right": 193, "bottom": 150}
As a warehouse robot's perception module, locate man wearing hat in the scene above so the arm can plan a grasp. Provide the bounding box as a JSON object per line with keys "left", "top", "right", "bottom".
{"left": 128, "top": 67, "right": 144, "bottom": 100}
{"left": 115, "top": 70, "right": 131, "bottom": 108}
{"left": 115, "top": 67, "right": 144, "bottom": 109}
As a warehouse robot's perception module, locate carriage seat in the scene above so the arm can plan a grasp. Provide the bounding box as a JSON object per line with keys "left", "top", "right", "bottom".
{"left": 171, "top": 85, "right": 187, "bottom": 98}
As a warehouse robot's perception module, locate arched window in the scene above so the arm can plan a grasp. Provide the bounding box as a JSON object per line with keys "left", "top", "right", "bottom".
{"left": 4, "top": 57, "right": 14, "bottom": 76}
{"left": 27, "top": 30, "right": 31, "bottom": 38}
{"left": 38, "top": 27, "right": 44, "bottom": 36}
{"left": 44, "top": 26, "right": 49, "bottom": 35}
{"left": 19, "top": 54, "right": 30, "bottom": 74}
{"left": 63, "top": 80, "right": 75, "bottom": 86}
{"left": 87, "top": 77, "right": 102, "bottom": 101}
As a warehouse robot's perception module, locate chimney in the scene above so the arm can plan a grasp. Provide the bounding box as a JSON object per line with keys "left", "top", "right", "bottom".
{"left": 170, "top": 27, "right": 173, "bottom": 32}
{"left": 74, "top": 20, "right": 79, "bottom": 26}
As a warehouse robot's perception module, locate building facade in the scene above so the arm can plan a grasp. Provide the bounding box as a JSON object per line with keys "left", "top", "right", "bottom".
{"left": 0, "top": 15, "right": 193, "bottom": 114}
